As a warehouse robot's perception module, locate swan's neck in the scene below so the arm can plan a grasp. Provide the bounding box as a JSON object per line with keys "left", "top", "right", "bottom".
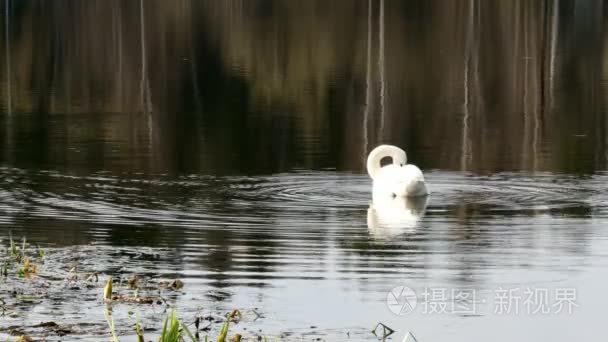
{"left": 366, "top": 145, "right": 407, "bottom": 179}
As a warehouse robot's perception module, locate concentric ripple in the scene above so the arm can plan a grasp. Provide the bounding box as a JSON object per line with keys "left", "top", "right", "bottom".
{"left": 0, "top": 167, "right": 607, "bottom": 232}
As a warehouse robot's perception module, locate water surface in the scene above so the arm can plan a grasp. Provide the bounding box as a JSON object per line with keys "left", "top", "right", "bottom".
{"left": 1, "top": 1, "right": 608, "bottom": 341}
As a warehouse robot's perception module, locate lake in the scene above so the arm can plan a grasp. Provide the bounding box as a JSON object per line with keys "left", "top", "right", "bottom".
{"left": 1, "top": 1, "right": 607, "bottom": 341}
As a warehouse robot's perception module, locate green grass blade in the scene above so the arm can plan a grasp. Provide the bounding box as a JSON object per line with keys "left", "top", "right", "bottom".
{"left": 182, "top": 321, "right": 197, "bottom": 342}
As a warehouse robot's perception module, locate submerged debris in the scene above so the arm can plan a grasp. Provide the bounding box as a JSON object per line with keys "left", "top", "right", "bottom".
{"left": 111, "top": 295, "right": 156, "bottom": 305}
{"left": 159, "top": 279, "right": 184, "bottom": 291}
{"left": 5, "top": 321, "right": 73, "bottom": 341}
{"left": 34, "top": 322, "right": 57, "bottom": 327}
{"left": 86, "top": 272, "right": 100, "bottom": 283}
{"left": 33, "top": 321, "right": 73, "bottom": 336}
{"left": 127, "top": 275, "right": 140, "bottom": 289}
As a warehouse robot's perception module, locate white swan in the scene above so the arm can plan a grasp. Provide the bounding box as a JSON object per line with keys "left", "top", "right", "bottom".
{"left": 367, "top": 145, "right": 429, "bottom": 198}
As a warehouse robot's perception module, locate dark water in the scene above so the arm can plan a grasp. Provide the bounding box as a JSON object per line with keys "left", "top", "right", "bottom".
{"left": 1, "top": 1, "right": 608, "bottom": 341}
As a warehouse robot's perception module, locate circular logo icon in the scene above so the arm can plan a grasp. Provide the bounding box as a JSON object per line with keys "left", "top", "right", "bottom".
{"left": 386, "top": 285, "right": 417, "bottom": 315}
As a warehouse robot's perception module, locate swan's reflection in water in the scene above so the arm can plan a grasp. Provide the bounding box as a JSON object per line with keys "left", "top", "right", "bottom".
{"left": 367, "top": 195, "right": 429, "bottom": 238}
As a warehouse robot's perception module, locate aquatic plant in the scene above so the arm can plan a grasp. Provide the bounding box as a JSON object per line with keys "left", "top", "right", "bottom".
{"left": 157, "top": 309, "right": 197, "bottom": 342}
{"left": 143, "top": 308, "right": 244, "bottom": 342}
{"left": 103, "top": 304, "right": 200, "bottom": 342}
{"left": 182, "top": 321, "right": 196, "bottom": 342}
{"left": 7, "top": 232, "right": 19, "bottom": 260}
{"left": 104, "top": 277, "right": 113, "bottom": 301}
{"left": 158, "top": 309, "right": 181, "bottom": 342}
{"left": 217, "top": 310, "right": 241, "bottom": 342}
{"left": 135, "top": 315, "right": 145, "bottom": 342}
{"left": 105, "top": 308, "right": 120, "bottom": 342}
{"left": 2, "top": 234, "right": 39, "bottom": 279}
{"left": 37, "top": 245, "right": 45, "bottom": 261}
{"left": 20, "top": 237, "right": 26, "bottom": 261}
{"left": 17, "top": 257, "right": 32, "bottom": 277}
{"left": 216, "top": 319, "right": 229, "bottom": 342}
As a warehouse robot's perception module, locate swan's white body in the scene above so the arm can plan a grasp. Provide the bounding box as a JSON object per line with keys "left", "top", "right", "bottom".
{"left": 367, "top": 145, "right": 429, "bottom": 198}
{"left": 367, "top": 195, "right": 428, "bottom": 238}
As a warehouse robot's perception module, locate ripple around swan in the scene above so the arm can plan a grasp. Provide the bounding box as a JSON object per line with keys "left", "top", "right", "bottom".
{"left": 0, "top": 168, "right": 607, "bottom": 234}
{"left": 222, "top": 172, "right": 370, "bottom": 210}
{"left": 426, "top": 172, "right": 605, "bottom": 213}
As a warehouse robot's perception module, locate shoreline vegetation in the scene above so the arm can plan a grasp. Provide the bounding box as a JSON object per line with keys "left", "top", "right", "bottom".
{"left": 0, "top": 233, "right": 258, "bottom": 342}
